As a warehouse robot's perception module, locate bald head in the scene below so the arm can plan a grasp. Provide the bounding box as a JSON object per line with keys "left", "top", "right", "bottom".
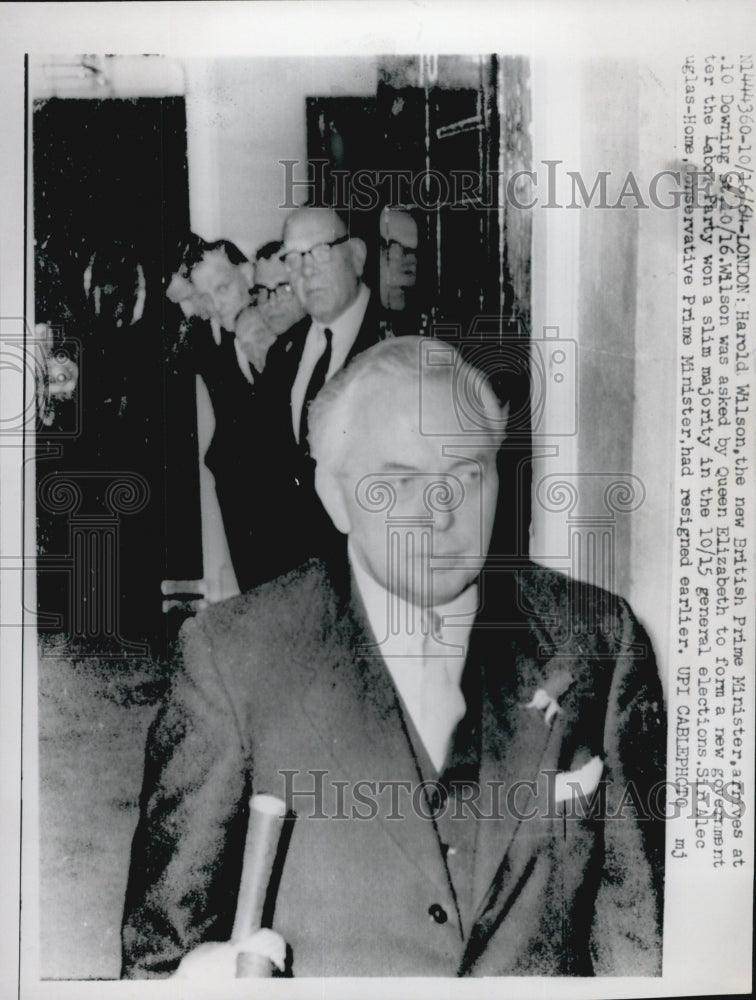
{"left": 283, "top": 206, "right": 347, "bottom": 243}
{"left": 379, "top": 207, "right": 418, "bottom": 248}
{"left": 281, "top": 208, "right": 366, "bottom": 323}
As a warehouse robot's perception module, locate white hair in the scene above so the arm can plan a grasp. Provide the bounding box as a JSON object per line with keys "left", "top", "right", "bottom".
{"left": 308, "top": 335, "right": 507, "bottom": 476}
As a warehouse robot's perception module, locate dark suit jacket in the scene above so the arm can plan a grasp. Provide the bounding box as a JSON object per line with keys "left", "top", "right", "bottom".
{"left": 122, "top": 557, "right": 665, "bottom": 978}
{"left": 248, "top": 288, "right": 384, "bottom": 587}
{"left": 180, "top": 319, "right": 259, "bottom": 481}
{"left": 177, "top": 319, "right": 261, "bottom": 590}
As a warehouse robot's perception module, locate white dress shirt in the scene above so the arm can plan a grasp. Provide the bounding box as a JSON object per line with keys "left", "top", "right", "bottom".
{"left": 291, "top": 283, "right": 371, "bottom": 441}
{"left": 349, "top": 542, "right": 479, "bottom": 771}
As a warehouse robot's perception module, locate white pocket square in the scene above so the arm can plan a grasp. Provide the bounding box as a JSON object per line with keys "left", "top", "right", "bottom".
{"left": 553, "top": 755, "right": 604, "bottom": 804}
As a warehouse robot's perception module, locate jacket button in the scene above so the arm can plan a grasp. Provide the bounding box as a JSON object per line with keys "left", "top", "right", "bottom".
{"left": 428, "top": 904, "right": 448, "bottom": 924}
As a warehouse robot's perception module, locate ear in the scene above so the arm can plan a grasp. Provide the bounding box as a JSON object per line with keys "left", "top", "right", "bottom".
{"left": 314, "top": 465, "right": 352, "bottom": 535}
{"left": 498, "top": 400, "right": 510, "bottom": 442}
{"left": 347, "top": 237, "right": 367, "bottom": 279}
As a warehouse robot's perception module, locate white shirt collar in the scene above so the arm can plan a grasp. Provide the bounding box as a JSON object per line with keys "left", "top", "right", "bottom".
{"left": 317, "top": 281, "right": 370, "bottom": 367}
{"left": 348, "top": 541, "right": 479, "bottom": 661}
{"left": 291, "top": 284, "right": 371, "bottom": 440}
{"left": 349, "top": 542, "right": 479, "bottom": 772}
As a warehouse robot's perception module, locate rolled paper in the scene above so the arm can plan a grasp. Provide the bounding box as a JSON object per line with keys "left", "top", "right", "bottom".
{"left": 235, "top": 950, "right": 275, "bottom": 979}
{"left": 231, "top": 793, "right": 287, "bottom": 978}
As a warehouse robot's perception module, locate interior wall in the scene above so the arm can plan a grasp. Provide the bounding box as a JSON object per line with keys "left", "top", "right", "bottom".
{"left": 179, "top": 54, "right": 675, "bottom": 680}
{"left": 630, "top": 60, "right": 678, "bottom": 679}
{"left": 530, "top": 57, "right": 581, "bottom": 570}
{"left": 184, "top": 56, "right": 378, "bottom": 254}
{"left": 182, "top": 56, "right": 378, "bottom": 599}
{"left": 531, "top": 58, "right": 675, "bottom": 692}
{"left": 575, "top": 60, "right": 639, "bottom": 604}
{"left": 577, "top": 58, "right": 677, "bottom": 686}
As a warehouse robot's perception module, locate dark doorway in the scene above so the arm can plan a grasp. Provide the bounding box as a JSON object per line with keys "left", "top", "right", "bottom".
{"left": 34, "top": 96, "right": 203, "bottom": 654}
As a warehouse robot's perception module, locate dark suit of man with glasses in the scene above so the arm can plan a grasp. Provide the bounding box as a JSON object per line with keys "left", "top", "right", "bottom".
{"left": 250, "top": 207, "right": 386, "bottom": 587}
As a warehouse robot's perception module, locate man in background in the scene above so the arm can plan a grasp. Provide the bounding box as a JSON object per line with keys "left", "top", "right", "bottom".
{"left": 252, "top": 240, "right": 307, "bottom": 336}
{"left": 252, "top": 206, "right": 386, "bottom": 585}
{"left": 379, "top": 206, "right": 419, "bottom": 313}
{"left": 167, "top": 238, "right": 262, "bottom": 592}
{"left": 378, "top": 206, "right": 429, "bottom": 338}
{"left": 189, "top": 238, "right": 255, "bottom": 337}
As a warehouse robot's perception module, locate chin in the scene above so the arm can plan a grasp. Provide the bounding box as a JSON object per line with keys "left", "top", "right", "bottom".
{"left": 397, "top": 581, "right": 466, "bottom": 609}
{"left": 434, "top": 573, "right": 479, "bottom": 601}
{"left": 305, "top": 290, "right": 333, "bottom": 311}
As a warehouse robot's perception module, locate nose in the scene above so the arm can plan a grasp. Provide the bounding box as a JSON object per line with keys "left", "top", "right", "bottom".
{"left": 301, "top": 253, "right": 316, "bottom": 277}
{"left": 195, "top": 293, "right": 213, "bottom": 319}
{"left": 433, "top": 506, "right": 454, "bottom": 532}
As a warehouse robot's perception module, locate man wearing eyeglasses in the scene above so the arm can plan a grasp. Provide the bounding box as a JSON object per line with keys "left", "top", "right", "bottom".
{"left": 278, "top": 206, "right": 383, "bottom": 446}
{"left": 250, "top": 207, "right": 386, "bottom": 587}
{"left": 379, "top": 206, "right": 419, "bottom": 315}
{"left": 252, "top": 241, "right": 307, "bottom": 337}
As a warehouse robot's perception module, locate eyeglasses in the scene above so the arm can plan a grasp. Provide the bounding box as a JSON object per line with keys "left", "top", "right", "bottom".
{"left": 381, "top": 238, "right": 418, "bottom": 263}
{"left": 250, "top": 281, "right": 293, "bottom": 305}
{"left": 280, "top": 233, "right": 350, "bottom": 273}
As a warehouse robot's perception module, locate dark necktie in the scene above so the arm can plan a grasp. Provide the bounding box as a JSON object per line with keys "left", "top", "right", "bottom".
{"left": 299, "top": 327, "right": 333, "bottom": 449}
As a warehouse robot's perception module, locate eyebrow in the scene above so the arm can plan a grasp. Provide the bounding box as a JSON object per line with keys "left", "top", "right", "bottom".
{"left": 284, "top": 232, "right": 343, "bottom": 250}
{"left": 380, "top": 462, "right": 420, "bottom": 474}
{"left": 377, "top": 458, "right": 490, "bottom": 476}
{"left": 454, "top": 450, "right": 498, "bottom": 464}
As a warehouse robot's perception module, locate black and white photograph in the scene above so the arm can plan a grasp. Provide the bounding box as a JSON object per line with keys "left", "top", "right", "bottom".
{"left": 0, "top": 3, "right": 753, "bottom": 998}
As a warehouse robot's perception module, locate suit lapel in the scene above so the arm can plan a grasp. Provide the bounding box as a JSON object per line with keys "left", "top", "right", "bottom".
{"left": 266, "top": 292, "right": 378, "bottom": 451}
{"left": 460, "top": 571, "right": 578, "bottom": 972}
{"left": 288, "top": 562, "right": 582, "bottom": 957}
{"left": 269, "top": 317, "right": 309, "bottom": 440}
{"left": 293, "top": 572, "right": 456, "bottom": 905}
{"left": 345, "top": 289, "right": 381, "bottom": 363}
{"left": 467, "top": 629, "right": 540, "bottom": 883}
{"left": 275, "top": 315, "right": 310, "bottom": 375}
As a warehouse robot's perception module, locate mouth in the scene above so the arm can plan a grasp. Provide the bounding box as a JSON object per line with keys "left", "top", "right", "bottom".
{"left": 402, "top": 550, "right": 467, "bottom": 562}
{"left": 431, "top": 553, "right": 482, "bottom": 565}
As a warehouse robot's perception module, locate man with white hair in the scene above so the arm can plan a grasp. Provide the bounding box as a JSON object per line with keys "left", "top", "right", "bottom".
{"left": 166, "top": 236, "right": 264, "bottom": 592}
{"left": 122, "top": 336, "right": 665, "bottom": 979}
{"left": 189, "top": 238, "right": 255, "bottom": 336}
